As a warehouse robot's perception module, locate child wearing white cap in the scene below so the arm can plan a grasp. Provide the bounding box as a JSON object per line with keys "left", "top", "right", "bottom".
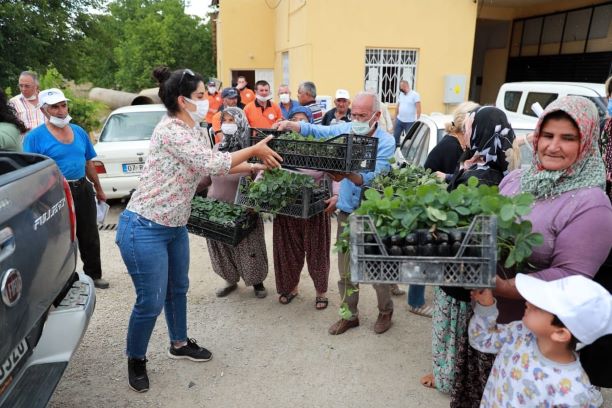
{"left": 469, "top": 274, "right": 612, "bottom": 407}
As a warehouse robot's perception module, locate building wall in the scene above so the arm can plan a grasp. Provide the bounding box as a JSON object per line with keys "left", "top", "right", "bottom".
{"left": 216, "top": 1, "right": 276, "bottom": 87}
{"left": 218, "top": 0, "right": 478, "bottom": 115}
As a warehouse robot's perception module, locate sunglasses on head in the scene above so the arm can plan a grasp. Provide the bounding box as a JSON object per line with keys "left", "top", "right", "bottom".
{"left": 178, "top": 69, "right": 195, "bottom": 87}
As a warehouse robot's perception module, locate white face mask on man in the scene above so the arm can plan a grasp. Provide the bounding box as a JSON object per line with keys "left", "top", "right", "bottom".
{"left": 256, "top": 94, "right": 272, "bottom": 103}
{"left": 351, "top": 113, "right": 377, "bottom": 135}
{"left": 279, "top": 93, "right": 290, "bottom": 104}
{"left": 24, "top": 93, "right": 37, "bottom": 101}
{"left": 49, "top": 114, "right": 72, "bottom": 128}
{"left": 184, "top": 97, "right": 209, "bottom": 124}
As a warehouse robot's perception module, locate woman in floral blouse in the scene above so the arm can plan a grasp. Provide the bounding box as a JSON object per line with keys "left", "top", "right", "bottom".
{"left": 115, "top": 67, "right": 281, "bottom": 393}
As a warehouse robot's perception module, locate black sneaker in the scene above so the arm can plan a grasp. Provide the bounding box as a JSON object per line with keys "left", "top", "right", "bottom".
{"left": 168, "top": 338, "right": 212, "bottom": 362}
{"left": 253, "top": 283, "right": 267, "bottom": 298}
{"left": 127, "top": 357, "right": 149, "bottom": 392}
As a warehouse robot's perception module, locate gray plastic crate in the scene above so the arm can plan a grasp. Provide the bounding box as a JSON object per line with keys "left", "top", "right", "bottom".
{"left": 234, "top": 176, "right": 330, "bottom": 219}
{"left": 349, "top": 214, "right": 497, "bottom": 288}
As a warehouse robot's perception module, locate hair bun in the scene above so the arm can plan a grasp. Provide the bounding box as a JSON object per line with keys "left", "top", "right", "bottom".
{"left": 152, "top": 66, "right": 171, "bottom": 84}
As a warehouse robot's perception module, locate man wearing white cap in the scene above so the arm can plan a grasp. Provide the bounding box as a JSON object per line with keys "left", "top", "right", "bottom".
{"left": 321, "top": 89, "right": 352, "bottom": 126}
{"left": 469, "top": 274, "right": 611, "bottom": 407}
{"left": 23, "top": 88, "right": 109, "bottom": 289}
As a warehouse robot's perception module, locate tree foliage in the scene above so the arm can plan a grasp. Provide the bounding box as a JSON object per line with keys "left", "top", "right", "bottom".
{"left": 0, "top": 0, "right": 101, "bottom": 91}
{"left": 0, "top": 0, "right": 216, "bottom": 92}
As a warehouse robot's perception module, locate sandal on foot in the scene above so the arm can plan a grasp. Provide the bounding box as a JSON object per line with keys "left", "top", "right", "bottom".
{"left": 409, "top": 304, "right": 433, "bottom": 318}
{"left": 278, "top": 292, "right": 297, "bottom": 305}
{"left": 315, "top": 297, "right": 328, "bottom": 310}
{"left": 215, "top": 283, "right": 238, "bottom": 298}
{"left": 420, "top": 373, "right": 435, "bottom": 389}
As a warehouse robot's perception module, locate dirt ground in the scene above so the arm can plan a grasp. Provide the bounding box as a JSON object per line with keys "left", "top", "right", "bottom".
{"left": 48, "top": 204, "right": 612, "bottom": 408}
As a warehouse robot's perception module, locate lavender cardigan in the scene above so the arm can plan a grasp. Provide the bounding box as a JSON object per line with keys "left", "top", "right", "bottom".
{"left": 497, "top": 169, "right": 612, "bottom": 321}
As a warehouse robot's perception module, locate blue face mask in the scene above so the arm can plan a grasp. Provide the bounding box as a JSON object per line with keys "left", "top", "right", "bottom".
{"left": 608, "top": 98, "right": 612, "bottom": 117}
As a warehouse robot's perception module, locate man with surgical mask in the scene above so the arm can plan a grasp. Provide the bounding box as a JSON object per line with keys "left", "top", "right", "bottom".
{"left": 275, "top": 91, "right": 396, "bottom": 335}
{"left": 243, "top": 80, "right": 283, "bottom": 128}
{"left": 277, "top": 84, "right": 300, "bottom": 119}
{"left": 8, "top": 71, "right": 45, "bottom": 133}
{"left": 205, "top": 80, "right": 223, "bottom": 130}
{"left": 23, "top": 88, "right": 109, "bottom": 289}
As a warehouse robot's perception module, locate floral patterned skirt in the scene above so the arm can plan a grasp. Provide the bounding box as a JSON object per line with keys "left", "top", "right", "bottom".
{"left": 431, "top": 287, "right": 470, "bottom": 394}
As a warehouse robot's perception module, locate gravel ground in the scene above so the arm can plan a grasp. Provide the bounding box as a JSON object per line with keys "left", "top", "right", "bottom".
{"left": 48, "top": 203, "right": 611, "bottom": 408}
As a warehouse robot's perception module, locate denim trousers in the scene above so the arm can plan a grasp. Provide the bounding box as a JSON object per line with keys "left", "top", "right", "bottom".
{"left": 116, "top": 210, "right": 190, "bottom": 359}
{"left": 407, "top": 284, "right": 425, "bottom": 308}
{"left": 393, "top": 119, "right": 415, "bottom": 146}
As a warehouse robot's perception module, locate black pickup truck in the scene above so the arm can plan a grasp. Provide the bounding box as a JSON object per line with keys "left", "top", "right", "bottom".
{"left": 0, "top": 152, "right": 96, "bottom": 407}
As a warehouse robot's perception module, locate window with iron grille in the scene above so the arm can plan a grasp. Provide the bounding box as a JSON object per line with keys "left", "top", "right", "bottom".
{"left": 364, "top": 48, "right": 418, "bottom": 104}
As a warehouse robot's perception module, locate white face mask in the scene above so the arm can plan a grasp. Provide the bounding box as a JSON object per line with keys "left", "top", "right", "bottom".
{"left": 208, "top": 86, "right": 216, "bottom": 94}
{"left": 279, "top": 93, "right": 290, "bottom": 104}
{"left": 351, "top": 113, "right": 376, "bottom": 135}
{"left": 184, "top": 97, "right": 209, "bottom": 123}
{"left": 221, "top": 123, "right": 238, "bottom": 135}
{"left": 256, "top": 94, "right": 272, "bottom": 102}
{"left": 24, "top": 93, "right": 37, "bottom": 101}
{"left": 49, "top": 114, "right": 72, "bottom": 128}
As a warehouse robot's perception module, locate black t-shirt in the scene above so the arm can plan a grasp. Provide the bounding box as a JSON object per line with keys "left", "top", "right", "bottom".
{"left": 321, "top": 108, "right": 351, "bottom": 126}
{"left": 423, "top": 134, "right": 463, "bottom": 174}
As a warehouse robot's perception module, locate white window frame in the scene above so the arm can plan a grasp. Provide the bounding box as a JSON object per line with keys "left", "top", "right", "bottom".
{"left": 364, "top": 48, "right": 418, "bottom": 104}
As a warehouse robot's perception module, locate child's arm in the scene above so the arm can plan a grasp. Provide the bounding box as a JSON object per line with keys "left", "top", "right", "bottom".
{"left": 468, "top": 289, "right": 520, "bottom": 354}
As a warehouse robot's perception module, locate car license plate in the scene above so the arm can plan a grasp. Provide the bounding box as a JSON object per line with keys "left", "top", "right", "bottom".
{"left": 0, "top": 339, "right": 28, "bottom": 395}
{"left": 122, "top": 163, "right": 144, "bottom": 173}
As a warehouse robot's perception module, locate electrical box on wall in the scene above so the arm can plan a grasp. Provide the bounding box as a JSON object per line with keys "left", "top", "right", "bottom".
{"left": 443, "top": 75, "right": 467, "bottom": 104}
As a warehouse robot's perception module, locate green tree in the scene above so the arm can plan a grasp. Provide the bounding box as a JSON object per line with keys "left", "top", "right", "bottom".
{"left": 0, "top": 0, "right": 101, "bottom": 90}
{"left": 111, "top": 0, "right": 215, "bottom": 91}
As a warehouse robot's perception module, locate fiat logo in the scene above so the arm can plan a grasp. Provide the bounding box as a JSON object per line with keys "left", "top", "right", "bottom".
{"left": 1, "top": 269, "right": 22, "bottom": 307}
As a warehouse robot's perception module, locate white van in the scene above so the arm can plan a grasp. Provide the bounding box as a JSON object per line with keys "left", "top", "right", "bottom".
{"left": 496, "top": 81, "right": 607, "bottom": 121}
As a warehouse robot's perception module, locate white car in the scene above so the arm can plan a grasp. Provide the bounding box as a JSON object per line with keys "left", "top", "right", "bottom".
{"left": 397, "top": 112, "right": 537, "bottom": 169}
{"left": 93, "top": 104, "right": 167, "bottom": 199}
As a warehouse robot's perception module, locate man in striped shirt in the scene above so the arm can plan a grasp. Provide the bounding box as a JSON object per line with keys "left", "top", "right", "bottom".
{"left": 8, "top": 71, "right": 45, "bottom": 133}
{"left": 297, "top": 81, "right": 323, "bottom": 124}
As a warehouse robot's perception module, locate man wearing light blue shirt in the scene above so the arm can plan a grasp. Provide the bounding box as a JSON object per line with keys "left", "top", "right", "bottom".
{"left": 278, "top": 91, "right": 396, "bottom": 335}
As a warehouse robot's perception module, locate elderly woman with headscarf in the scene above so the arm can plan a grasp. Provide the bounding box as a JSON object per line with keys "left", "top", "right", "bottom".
{"left": 492, "top": 96, "right": 612, "bottom": 399}
{"left": 421, "top": 106, "right": 515, "bottom": 402}
{"left": 272, "top": 106, "right": 336, "bottom": 309}
{"left": 198, "top": 107, "right": 269, "bottom": 298}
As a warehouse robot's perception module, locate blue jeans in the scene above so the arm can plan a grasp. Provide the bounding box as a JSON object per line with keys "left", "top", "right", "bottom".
{"left": 115, "top": 210, "right": 190, "bottom": 359}
{"left": 407, "top": 285, "right": 425, "bottom": 308}
{"left": 393, "top": 119, "right": 415, "bottom": 146}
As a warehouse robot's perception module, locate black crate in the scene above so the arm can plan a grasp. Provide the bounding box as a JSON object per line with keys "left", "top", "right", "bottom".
{"left": 250, "top": 129, "right": 378, "bottom": 172}
{"left": 234, "top": 176, "right": 330, "bottom": 219}
{"left": 187, "top": 208, "right": 258, "bottom": 246}
{"left": 349, "top": 214, "right": 498, "bottom": 288}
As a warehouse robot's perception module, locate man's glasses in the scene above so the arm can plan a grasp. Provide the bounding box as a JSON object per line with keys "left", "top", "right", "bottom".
{"left": 178, "top": 69, "right": 195, "bottom": 87}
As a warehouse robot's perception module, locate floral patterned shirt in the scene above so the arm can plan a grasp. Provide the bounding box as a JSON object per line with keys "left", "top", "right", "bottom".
{"left": 127, "top": 116, "right": 231, "bottom": 226}
{"left": 469, "top": 302, "right": 601, "bottom": 408}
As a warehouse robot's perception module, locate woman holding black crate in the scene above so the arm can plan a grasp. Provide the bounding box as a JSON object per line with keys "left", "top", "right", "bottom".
{"left": 198, "top": 107, "right": 269, "bottom": 299}
{"left": 273, "top": 106, "right": 338, "bottom": 309}
{"left": 115, "top": 67, "right": 280, "bottom": 393}
{"left": 434, "top": 106, "right": 515, "bottom": 407}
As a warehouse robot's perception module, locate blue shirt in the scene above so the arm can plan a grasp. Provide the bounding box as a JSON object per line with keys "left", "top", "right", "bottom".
{"left": 23, "top": 123, "right": 97, "bottom": 180}
{"left": 280, "top": 100, "right": 300, "bottom": 119}
{"left": 298, "top": 122, "right": 395, "bottom": 213}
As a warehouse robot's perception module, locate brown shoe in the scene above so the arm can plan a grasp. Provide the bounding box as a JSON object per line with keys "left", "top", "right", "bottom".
{"left": 374, "top": 311, "right": 393, "bottom": 334}
{"left": 328, "top": 318, "right": 360, "bottom": 335}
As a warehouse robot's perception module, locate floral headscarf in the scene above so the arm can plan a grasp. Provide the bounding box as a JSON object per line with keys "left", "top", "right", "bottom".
{"left": 520, "top": 96, "right": 606, "bottom": 199}
{"left": 218, "top": 107, "right": 250, "bottom": 153}
{"left": 462, "top": 106, "right": 515, "bottom": 175}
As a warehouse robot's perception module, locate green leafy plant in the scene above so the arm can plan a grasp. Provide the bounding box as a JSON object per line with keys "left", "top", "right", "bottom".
{"left": 243, "top": 168, "right": 316, "bottom": 214}
{"left": 337, "top": 176, "right": 543, "bottom": 269}
{"left": 191, "top": 196, "right": 248, "bottom": 227}
{"left": 370, "top": 164, "right": 441, "bottom": 191}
